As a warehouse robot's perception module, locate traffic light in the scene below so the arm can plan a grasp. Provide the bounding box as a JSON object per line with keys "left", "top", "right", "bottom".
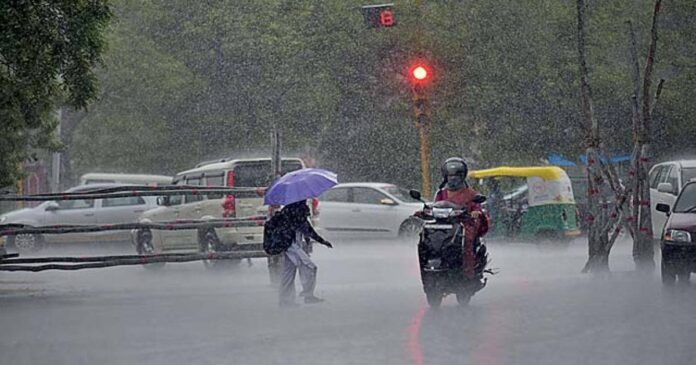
{"left": 409, "top": 62, "right": 431, "bottom": 124}
{"left": 410, "top": 64, "right": 430, "bottom": 83}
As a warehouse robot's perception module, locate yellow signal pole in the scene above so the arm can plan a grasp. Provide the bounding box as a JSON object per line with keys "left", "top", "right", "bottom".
{"left": 414, "top": 0, "right": 431, "bottom": 197}
{"left": 418, "top": 121, "right": 431, "bottom": 195}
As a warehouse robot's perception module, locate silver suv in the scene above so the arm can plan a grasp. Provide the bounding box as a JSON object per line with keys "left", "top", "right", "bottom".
{"left": 135, "top": 158, "right": 305, "bottom": 257}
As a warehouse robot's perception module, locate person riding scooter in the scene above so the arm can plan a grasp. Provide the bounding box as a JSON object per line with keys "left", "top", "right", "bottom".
{"left": 434, "top": 157, "right": 489, "bottom": 281}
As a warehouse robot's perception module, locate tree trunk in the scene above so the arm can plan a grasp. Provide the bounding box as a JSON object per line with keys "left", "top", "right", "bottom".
{"left": 633, "top": 0, "right": 662, "bottom": 271}
{"left": 577, "top": 0, "right": 611, "bottom": 273}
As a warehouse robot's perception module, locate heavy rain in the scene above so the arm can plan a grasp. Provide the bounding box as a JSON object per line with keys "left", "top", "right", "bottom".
{"left": 1, "top": 1, "right": 695, "bottom": 364}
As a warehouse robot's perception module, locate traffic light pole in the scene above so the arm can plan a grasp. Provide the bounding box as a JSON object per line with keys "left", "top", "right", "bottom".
{"left": 414, "top": 0, "right": 431, "bottom": 197}
{"left": 417, "top": 120, "right": 431, "bottom": 196}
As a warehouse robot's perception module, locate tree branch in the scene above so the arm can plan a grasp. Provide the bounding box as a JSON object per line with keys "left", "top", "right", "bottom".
{"left": 640, "top": 0, "right": 662, "bottom": 142}
{"left": 627, "top": 20, "right": 642, "bottom": 139}
{"left": 651, "top": 79, "right": 665, "bottom": 115}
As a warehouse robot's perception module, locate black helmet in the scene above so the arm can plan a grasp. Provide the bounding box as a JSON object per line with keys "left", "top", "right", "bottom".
{"left": 441, "top": 157, "right": 468, "bottom": 190}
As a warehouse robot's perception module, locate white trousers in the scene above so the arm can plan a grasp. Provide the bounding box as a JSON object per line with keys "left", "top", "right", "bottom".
{"left": 279, "top": 241, "right": 317, "bottom": 304}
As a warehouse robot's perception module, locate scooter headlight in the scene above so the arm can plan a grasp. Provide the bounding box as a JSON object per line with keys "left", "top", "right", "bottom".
{"left": 432, "top": 208, "right": 452, "bottom": 219}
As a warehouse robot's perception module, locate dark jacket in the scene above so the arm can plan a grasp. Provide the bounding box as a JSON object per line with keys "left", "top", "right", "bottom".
{"left": 276, "top": 201, "right": 328, "bottom": 245}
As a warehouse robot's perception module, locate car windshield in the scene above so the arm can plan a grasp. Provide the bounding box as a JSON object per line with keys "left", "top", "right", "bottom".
{"left": 673, "top": 183, "right": 696, "bottom": 213}
{"left": 682, "top": 167, "right": 696, "bottom": 184}
{"left": 233, "top": 161, "right": 303, "bottom": 187}
{"left": 382, "top": 186, "right": 420, "bottom": 203}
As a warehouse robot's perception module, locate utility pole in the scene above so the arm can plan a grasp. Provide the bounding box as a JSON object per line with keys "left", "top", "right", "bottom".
{"left": 270, "top": 124, "right": 281, "bottom": 179}
{"left": 51, "top": 108, "right": 62, "bottom": 192}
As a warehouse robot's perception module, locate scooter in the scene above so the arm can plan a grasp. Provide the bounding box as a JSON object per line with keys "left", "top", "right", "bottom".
{"left": 410, "top": 190, "right": 490, "bottom": 308}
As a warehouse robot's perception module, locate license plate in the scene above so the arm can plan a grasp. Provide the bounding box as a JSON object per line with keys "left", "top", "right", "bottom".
{"left": 423, "top": 224, "right": 453, "bottom": 230}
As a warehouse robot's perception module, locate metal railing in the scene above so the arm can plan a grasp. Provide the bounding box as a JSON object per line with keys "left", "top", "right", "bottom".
{"left": 0, "top": 186, "right": 269, "bottom": 272}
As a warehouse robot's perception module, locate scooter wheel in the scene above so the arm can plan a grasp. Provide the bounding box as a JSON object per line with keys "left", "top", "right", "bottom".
{"left": 456, "top": 291, "right": 472, "bottom": 306}
{"left": 426, "top": 290, "right": 443, "bottom": 308}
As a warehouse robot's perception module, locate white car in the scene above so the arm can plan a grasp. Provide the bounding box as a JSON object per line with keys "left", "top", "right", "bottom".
{"left": 649, "top": 160, "right": 696, "bottom": 239}
{"left": 0, "top": 184, "right": 159, "bottom": 252}
{"left": 317, "top": 182, "right": 424, "bottom": 240}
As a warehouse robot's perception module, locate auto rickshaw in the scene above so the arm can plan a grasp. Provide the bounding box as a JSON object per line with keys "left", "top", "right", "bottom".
{"left": 469, "top": 166, "right": 581, "bottom": 241}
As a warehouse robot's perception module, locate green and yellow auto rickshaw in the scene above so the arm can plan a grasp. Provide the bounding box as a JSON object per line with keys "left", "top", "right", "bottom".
{"left": 469, "top": 166, "right": 581, "bottom": 241}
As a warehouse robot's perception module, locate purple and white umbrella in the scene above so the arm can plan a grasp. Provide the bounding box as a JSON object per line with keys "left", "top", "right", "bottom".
{"left": 263, "top": 168, "right": 338, "bottom": 206}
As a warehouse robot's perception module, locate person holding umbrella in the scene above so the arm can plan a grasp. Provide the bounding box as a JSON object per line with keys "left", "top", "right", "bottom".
{"left": 263, "top": 168, "right": 338, "bottom": 307}
{"left": 275, "top": 200, "right": 332, "bottom": 306}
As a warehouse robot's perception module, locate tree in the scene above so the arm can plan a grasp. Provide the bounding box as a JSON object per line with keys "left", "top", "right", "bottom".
{"left": 576, "top": 0, "right": 667, "bottom": 273}
{"left": 64, "top": 0, "right": 695, "bottom": 197}
{"left": 0, "top": 1, "right": 111, "bottom": 189}
{"left": 627, "top": 1, "right": 663, "bottom": 271}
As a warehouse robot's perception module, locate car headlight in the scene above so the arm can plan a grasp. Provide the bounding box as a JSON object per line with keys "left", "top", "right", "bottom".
{"left": 0, "top": 215, "right": 6, "bottom": 223}
{"left": 664, "top": 230, "right": 692, "bottom": 243}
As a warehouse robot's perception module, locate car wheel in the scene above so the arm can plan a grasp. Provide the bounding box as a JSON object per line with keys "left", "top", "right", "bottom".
{"left": 398, "top": 219, "right": 423, "bottom": 239}
{"left": 136, "top": 228, "right": 164, "bottom": 270}
{"left": 11, "top": 233, "right": 44, "bottom": 253}
{"left": 677, "top": 270, "right": 691, "bottom": 285}
{"left": 661, "top": 259, "right": 676, "bottom": 286}
{"left": 199, "top": 229, "right": 239, "bottom": 270}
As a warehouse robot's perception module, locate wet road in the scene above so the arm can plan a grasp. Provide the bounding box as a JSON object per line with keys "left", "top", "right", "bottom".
{"left": 1, "top": 238, "right": 695, "bottom": 365}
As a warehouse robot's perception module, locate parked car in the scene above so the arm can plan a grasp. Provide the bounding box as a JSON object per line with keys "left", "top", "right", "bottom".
{"left": 134, "top": 157, "right": 306, "bottom": 258}
{"left": 317, "top": 182, "right": 423, "bottom": 240}
{"left": 0, "top": 184, "right": 159, "bottom": 252}
{"left": 79, "top": 172, "right": 172, "bottom": 186}
{"left": 655, "top": 180, "right": 696, "bottom": 285}
{"left": 649, "top": 160, "right": 696, "bottom": 240}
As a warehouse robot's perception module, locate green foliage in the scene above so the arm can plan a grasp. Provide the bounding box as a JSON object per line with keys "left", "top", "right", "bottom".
{"left": 61, "top": 0, "right": 696, "bottom": 192}
{"left": 0, "top": 0, "right": 111, "bottom": 188}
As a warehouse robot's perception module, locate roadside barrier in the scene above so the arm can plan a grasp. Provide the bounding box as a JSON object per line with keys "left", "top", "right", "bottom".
{"left": 0, "top": 184, "right": 263, "bottom": 201}
{"left": 0, "top": 251, "right": 268, "bottom": 272}
{"left": 0, "top": 216, "right": 266, "bottom": 237}
{"left": 0, "top": 186, "right": 270, "bottom": 272}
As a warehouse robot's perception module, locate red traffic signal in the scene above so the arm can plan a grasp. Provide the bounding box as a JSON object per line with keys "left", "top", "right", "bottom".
{"left": 409, "top": 61, "right": 431, "bottom": 123}
{"left": 409, "top": 63, "right": 431, "bottom": 83}
{"left": 413, "top": 66, "right": 428, "bottom": 80}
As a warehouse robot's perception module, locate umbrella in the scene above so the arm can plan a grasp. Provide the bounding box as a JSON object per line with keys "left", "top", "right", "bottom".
{"left": 263, "top": 168, "right": 338, "bottom": 206}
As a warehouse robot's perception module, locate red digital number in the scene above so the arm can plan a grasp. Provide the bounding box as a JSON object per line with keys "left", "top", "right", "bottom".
{"left": 380, "top": 9, "right": 394, "bottom": 27}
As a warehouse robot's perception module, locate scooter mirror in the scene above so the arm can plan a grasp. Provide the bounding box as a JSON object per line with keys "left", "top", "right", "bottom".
{"left": 409, "top": 190, "right": 422, "bottom": 201}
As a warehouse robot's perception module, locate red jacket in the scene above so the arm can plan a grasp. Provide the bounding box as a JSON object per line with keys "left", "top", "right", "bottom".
{"left": 434, "top": 187, "right": 489, "bottom": 236}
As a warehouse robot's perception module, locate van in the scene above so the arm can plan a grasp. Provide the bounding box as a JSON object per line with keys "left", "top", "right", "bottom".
{"left": 134, "top": 158, "right": 306, "bottom": 257}
{"left": 79, "top": 173, "right": 172, "bottom": 186}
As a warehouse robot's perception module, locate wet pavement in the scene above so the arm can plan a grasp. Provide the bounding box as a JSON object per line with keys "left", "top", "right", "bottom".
{"left": 1, "top": 238, "right": 695, "bottom": 365}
